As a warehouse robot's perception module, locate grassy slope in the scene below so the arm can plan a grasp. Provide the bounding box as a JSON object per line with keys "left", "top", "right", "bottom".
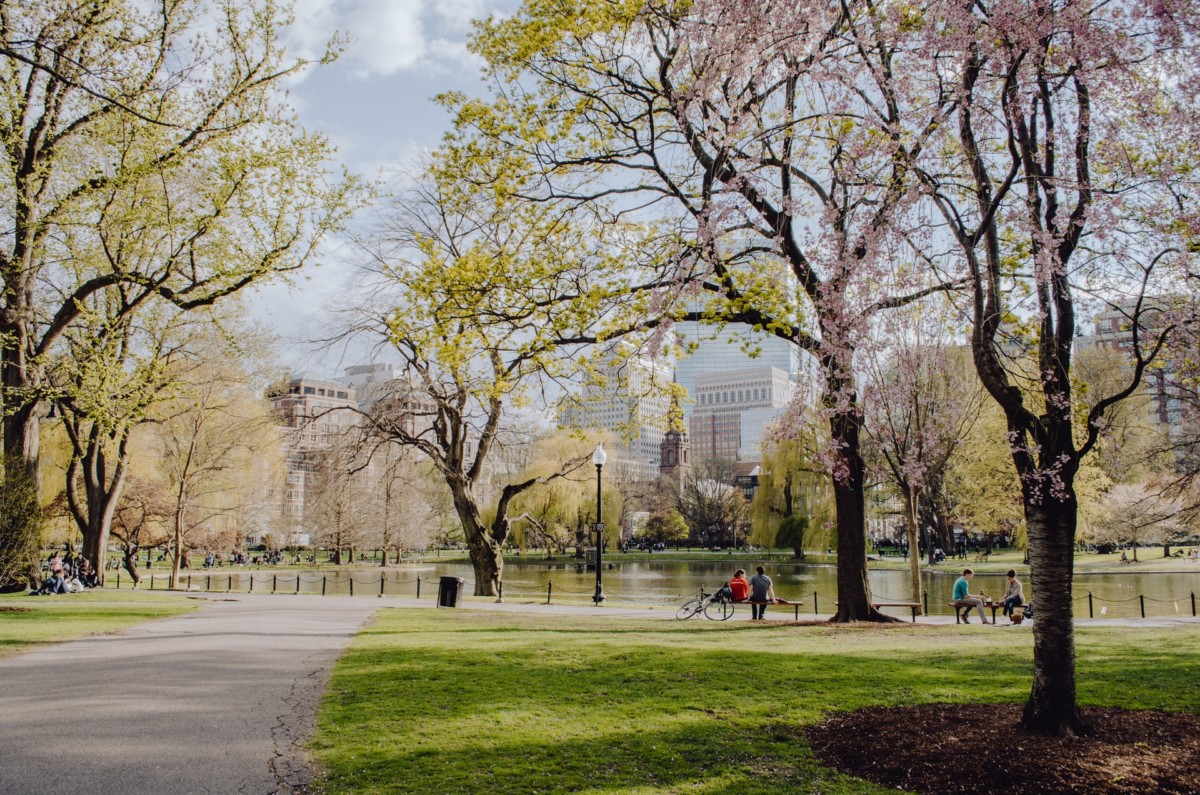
{"left": 0, "top": 591, "right": 197, "bottom": 659}
{"left": 311, "top": 611, "right": 1200, "bottom": 794}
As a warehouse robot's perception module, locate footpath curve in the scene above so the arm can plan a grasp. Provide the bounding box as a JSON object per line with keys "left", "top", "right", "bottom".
{"left": 0, "top": 595, "right": 377, "bottom": 795}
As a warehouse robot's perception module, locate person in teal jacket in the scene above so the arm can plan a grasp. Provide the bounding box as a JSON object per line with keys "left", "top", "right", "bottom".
{"left": 953, "top": 568, "right": 989, "bottom": 624}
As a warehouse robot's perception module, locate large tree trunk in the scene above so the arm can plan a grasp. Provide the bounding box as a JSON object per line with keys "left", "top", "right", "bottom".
{"left": 827, "top": 388, "right": 895, "bottom": 623}
{"left": 904, "top": 489, "right": 923, "bottom": 611}
{"left": 447, "top": 481, "right": 503, "bottom": 597}
{"left": 1021, "top": 494, "right": 1085, "bottom": 736}
{"left": 466, "top": 531, "right": 502, "bottom": 597}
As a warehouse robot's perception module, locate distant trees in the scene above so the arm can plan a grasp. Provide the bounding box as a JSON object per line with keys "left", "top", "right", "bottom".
{"left": 677, "top": 458, "right": 746, "bottom": 548}
{"left": 1092, "top": 483, "right": 1186, "bottom": 562}
{"left": 750, "top": 417, "right": 832, "bottom": 559}
{"left": 0, "top": 0, "right": 359, "bottom": 587}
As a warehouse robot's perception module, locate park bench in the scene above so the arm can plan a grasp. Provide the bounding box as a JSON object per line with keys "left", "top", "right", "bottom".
{"left": 951, "top": 601, "right": 1026, "bottom": 624}
{"left": 744, "top": 600, "right": 804, "bottom": 620}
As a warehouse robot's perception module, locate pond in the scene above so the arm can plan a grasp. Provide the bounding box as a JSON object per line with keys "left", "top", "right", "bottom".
{"left": 148, "top": 556, "right": 1199, "bottom": 620}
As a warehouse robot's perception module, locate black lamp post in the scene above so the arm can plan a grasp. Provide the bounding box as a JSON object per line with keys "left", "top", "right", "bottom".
{"left": 592, "top": 443, "right": 607, "bottom": 604}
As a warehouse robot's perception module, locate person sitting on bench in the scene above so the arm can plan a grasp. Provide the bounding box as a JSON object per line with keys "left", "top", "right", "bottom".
{"left": 1001, "top": 569, "right": 1024, "bottom": 620}
{"left": 749, "top": 566, "right": 777, "bottom": 620}
{"left": 728, "top": 569, "right": 750, "bottom": 602}
{"left": 953, "top": 568, "right": 990, "bottom": 624}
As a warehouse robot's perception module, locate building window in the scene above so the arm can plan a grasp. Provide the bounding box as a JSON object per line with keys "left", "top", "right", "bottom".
{"left": 337, "top": 391, "right": 348, "bottom": 399}
{"left": 303, "top": 386, "right": 315, "bottom": 394}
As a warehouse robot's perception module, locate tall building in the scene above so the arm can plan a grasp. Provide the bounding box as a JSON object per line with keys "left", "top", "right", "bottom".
{"left": 674, "top": 319, "right": 798, "bottom": 426}
{"left": 267, "top": 372, "right": 359, "bottom": 530}
{"left": 560, "top": 343, "right": 672, "bottom": 480}
{"left": 1076, "top": 300, "right": 1180, "bottom": 426}
{"left": 689, "top": 366, "right": 796, "bottom": 462}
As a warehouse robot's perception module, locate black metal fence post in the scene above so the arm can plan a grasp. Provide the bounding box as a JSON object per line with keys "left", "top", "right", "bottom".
{"left": 321, "top": 575, "right": 326, "bottom": 596}
{"left": 380, "top": 573, "right": 385, "bottom": 597}
{"left": 416, "top": 578, "right": 420, "bottom": 599}
{"left": 547, "top": 581, "right": 553, "bottom": 604}
{"left": 1088, "top": 592, "right": 1094, "bottom": 618}
{"left": 1140, "top": 594, "right": 1146, "bottom": 618}
{"left": 813, "top": 591, "right": 818, "bottom": 615}
{"left": 922, "top": 588, "right": 928, "bottom": 616}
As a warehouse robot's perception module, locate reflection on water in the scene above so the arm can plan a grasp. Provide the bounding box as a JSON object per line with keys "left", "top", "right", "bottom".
{"left": 150, "top": 557, "right": 1200, "bottom": 620}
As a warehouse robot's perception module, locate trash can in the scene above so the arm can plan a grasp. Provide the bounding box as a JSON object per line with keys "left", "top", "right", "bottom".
{"left": 437, "top": 576, "right": 464, "bottom": 608}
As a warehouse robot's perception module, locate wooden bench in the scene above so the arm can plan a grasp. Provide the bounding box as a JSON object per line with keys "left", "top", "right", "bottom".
{"left": 743, "top": 600, "right": 804, "bottom": 620}
{"left": 951, "top": 601, "right": 1025, "bottom": 624}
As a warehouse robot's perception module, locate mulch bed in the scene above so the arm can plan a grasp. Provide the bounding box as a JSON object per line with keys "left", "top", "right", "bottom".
{"left": 808, "top": 704, "right": 1200, "bottom": 794}
{"left": 0, "top": 605, "right": 31, "bottom": 612}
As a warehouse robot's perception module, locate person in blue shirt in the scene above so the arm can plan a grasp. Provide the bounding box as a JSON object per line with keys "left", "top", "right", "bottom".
{"left": 953, "top": 568, "right": 989, "bottom": 624}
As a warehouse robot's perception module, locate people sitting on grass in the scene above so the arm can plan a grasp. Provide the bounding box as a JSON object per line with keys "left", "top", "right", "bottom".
{"left": 953, "top": 568, "right": 990, "bottom": 624}
{"left": 1001, "top": 569, "right": 1024, "bottom": 621}
{"left": 728, "top": 569, "right": 750, "bottom": 602}
{"left": 35, "top": 571, "right": 68, "bottom": 595}
{"left": 78, "top": 560, "right": 98, "bottom": 589}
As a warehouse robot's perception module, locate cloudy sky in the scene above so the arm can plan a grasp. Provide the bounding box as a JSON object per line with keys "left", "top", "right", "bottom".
{"left": 247, "top": 0, "right": 518, "bottom": 374}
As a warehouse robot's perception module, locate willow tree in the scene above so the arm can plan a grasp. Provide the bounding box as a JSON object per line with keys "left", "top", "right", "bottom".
{"left": 452, "top": 0, "right": 964, "bottom": 620}
{"left": 0, "top": 0, "right": 358, "bottom": 586}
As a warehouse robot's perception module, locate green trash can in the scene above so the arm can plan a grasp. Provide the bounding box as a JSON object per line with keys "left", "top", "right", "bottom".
{"left": 437, "top": 576, "right": 464, "bottom": 607}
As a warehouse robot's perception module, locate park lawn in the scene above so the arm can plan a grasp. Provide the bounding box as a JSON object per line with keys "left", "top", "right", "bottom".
{"left": 310, "top": 611, "right": 1200, "bottom": 795}
{"left": 0, "top": 590, "right": 198, "bottom": 659}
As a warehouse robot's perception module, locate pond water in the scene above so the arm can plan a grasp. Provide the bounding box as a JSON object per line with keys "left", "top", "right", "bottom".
{"left": 151, "top": 557, "right": 1199, "bottom": 620}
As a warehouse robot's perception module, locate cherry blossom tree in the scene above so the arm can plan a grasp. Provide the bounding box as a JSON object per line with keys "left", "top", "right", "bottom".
{"left": 862, "top": 305, "right": 983, "bottom": 605}
{"left": 454, "top": 0, "right": 961, "bottom": 621}
{"left": 911, "top": 0, "right": 1199, "bottom": 734}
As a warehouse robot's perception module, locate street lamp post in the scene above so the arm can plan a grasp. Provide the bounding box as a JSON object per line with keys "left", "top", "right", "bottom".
{"left": 592, "top": 443, "right": 607, "bottom": 604}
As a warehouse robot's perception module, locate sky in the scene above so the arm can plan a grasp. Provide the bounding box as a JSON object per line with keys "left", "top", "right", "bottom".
{"left": 245, "top": 0, "right": 518, "bottom": 376}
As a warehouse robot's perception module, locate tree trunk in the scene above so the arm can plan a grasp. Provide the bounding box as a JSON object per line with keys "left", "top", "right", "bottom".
{"left": 828, "top": 397, "right": 895, "bottom": 623}
{"left": 1021, "top": 498, "right": 1085, "bottom": 736}
{"left": 905, "top": 489, "right": 923, "bottom": 611}
{"left": 170, "top": 512, "right": 184, "bottom": 590}
{"left": 466, "top": 532, "right": 503, "bottom": 597}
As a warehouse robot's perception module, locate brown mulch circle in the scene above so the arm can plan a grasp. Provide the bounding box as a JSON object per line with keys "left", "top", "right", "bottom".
{"left": 0, "top": 605, "right": 31, "bottom": 612}
{"left": 807, "top": 704, "right": 1200, "bottom": 794}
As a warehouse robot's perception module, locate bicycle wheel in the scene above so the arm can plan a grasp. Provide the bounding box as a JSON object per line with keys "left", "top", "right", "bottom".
{"left": 676, "top": 599, "right": 704, "bottom": 620}
{"left": 704, "top": 599, "right": 734, "bottom": 621}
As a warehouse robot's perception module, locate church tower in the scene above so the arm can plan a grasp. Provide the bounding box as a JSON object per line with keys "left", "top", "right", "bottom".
{"left": 658, "top": 384, "right": 690, "bottom": 484}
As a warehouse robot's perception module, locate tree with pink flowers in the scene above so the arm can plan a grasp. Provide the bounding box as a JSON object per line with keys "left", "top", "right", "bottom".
{"left": 911, "top": 0, "right": 1198, "bottom": 734}
{"left": 451, "top": 0, "right": 959, "bottom": 621}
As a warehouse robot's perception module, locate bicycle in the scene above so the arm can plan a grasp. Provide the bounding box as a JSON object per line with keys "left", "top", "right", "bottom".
{"left": 676, "top": 587, "right": 735, "bottom": 621}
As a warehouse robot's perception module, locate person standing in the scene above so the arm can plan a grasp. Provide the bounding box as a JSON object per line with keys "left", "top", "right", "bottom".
{"left": 749, "top": 566, "right": 776, "bottom": 620}
{"left": 953, "top": 568, "right": 989, "bottom": 624}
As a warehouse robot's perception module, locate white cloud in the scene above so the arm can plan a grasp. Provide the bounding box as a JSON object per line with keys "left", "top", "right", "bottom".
{"left": 283, "top": 0, "right": 512, "bottom": 78}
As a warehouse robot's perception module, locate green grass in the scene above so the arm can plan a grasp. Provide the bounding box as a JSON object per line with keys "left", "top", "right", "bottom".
{"left": 0, "top": 590, "right": 197, "bottom": 659}
{"left": 310, "top": 611, "right": 1200, "bottom": 794}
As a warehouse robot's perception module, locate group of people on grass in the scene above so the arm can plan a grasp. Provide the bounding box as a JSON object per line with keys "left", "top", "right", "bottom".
{"left": 953, "top": 568, "right": 1025, "bottom": 624}
{"left": 722, "top": 566, "right": 779, "bottom": 620}
{"left": 32, "top": 551, "right": 98, "bottom": 595}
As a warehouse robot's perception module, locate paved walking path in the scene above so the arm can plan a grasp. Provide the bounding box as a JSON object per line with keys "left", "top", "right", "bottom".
{"left": 2, "top": 591, "right": 1196, "bottom": 795}
{"left": 0, "top": 595, "right": 377, "bottom": 795}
